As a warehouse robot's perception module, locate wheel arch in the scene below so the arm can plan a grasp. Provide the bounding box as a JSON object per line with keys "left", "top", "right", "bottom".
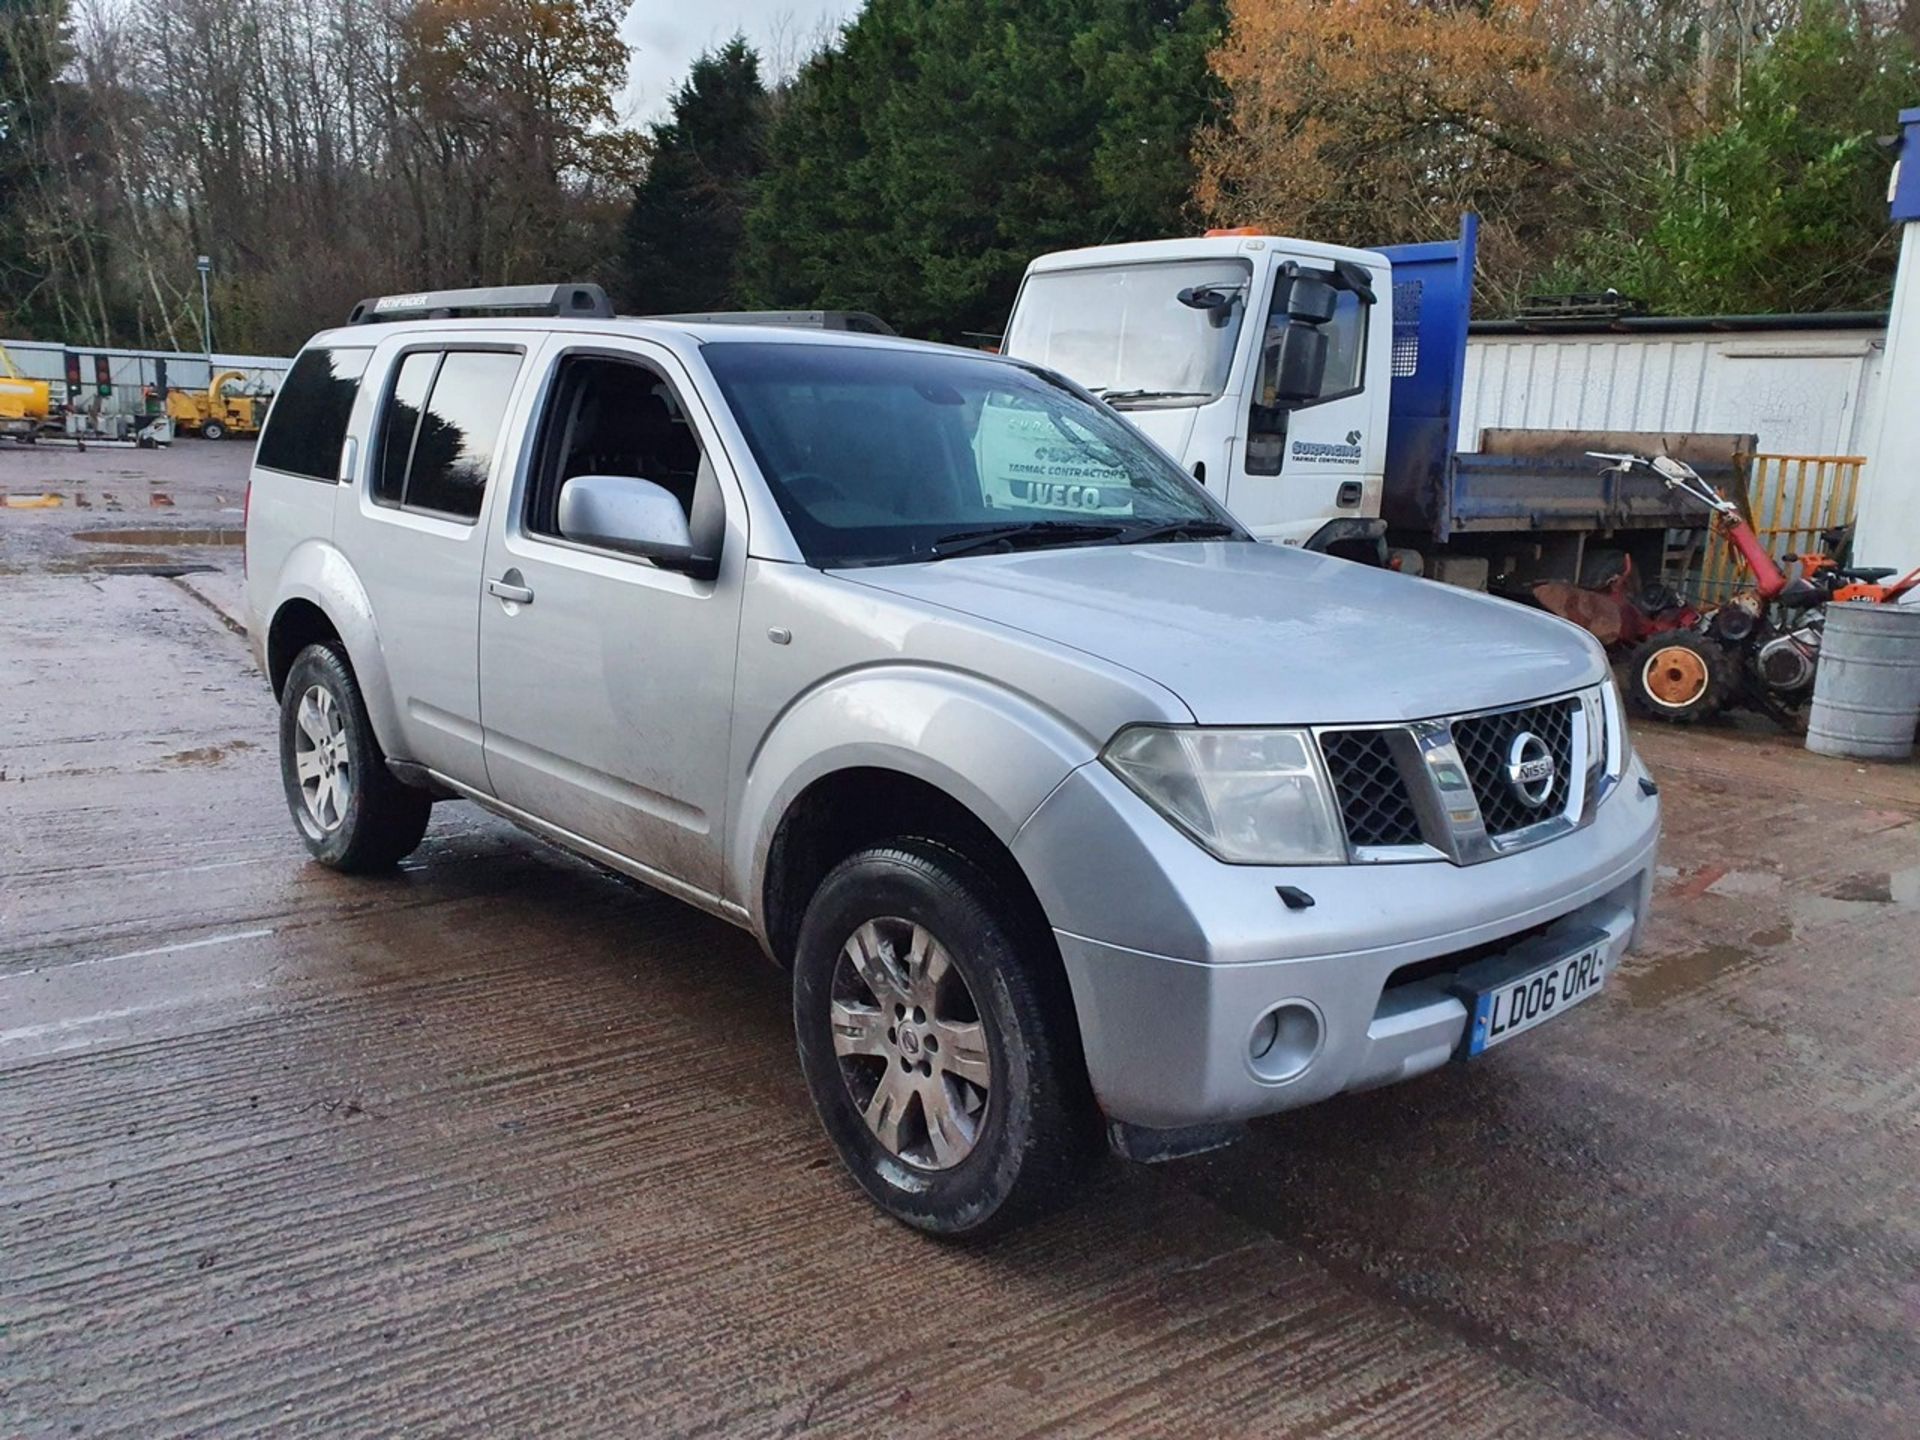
{"left": 760, "top": 765, "right": 1061, "bottom": 973}
{"left": 264, "top": 541, "right": 405, "bottom": 755}
{"left": 733, "top": 665, "right": 1113, "bottom": 959}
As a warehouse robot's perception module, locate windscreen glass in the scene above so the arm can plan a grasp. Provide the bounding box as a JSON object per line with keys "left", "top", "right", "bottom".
{"left": 703, "top": 342, "right": 1239, "bottom": 568}
{"left": 1003, "top": 259, "right": 1251, "bottom": 405}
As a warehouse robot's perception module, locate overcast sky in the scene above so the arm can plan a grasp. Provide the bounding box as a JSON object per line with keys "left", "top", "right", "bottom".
{"left": 618, "top": 2, "right": 856, "bottom": 124}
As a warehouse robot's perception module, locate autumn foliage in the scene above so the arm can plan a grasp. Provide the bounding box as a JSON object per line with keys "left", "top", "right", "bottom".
{"left": 1194, "top": 0, "right": 1593, "bottom": 310}
{"left": 1193, "top": 0, "right": 1914, "bottom": 315}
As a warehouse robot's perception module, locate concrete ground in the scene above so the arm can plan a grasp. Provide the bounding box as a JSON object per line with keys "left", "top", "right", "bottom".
{"left": 3, "top": 441, "right": 1917, "bottom": 1438}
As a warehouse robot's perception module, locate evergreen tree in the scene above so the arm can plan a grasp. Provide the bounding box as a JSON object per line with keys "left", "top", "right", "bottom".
{"left": 622, "top": 37, "right": 769, "bottom": 315}
{"left": 739, "top": 1, "right": 1223, "bottom": 341}
{"left": 0, "top": 0, "right": 71, "bottom": 333}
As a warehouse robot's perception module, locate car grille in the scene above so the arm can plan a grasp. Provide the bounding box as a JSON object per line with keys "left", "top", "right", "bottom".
{"left": 1450, "top": 698, "right": 1576, "bottom": 837}
{"left": 1319, "top": 728, "right": 1422, "bottom": 847}
{"left": 1315, "top": 691, "right": 1594, "bottom": 861}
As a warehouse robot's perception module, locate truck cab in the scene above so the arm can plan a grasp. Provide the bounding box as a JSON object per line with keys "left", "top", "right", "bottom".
{"left": 1003, "top": 230, "right": 1392, "bottom": 553}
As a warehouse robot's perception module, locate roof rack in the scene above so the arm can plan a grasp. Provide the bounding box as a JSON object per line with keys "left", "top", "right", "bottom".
{"left": 347, "top": 283, "right": 614, "bottom": 326}
{"left": 647, "top": 309, "right": 896, "bottom": 336}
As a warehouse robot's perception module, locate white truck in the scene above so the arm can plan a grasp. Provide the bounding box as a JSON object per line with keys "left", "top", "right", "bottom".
{"left": 1002, "top": 214, "right": 1750, "bottom": 594}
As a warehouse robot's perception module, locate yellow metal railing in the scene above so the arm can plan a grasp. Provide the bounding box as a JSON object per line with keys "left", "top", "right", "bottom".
{"left": 1696, "top": 453, "right": 1865, "bottom": 602}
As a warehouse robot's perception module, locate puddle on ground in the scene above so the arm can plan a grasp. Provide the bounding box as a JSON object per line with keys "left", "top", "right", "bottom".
{"left": 1618, "top": 943, "right": 1766, "bottom": 1006}
{"left": 166, "top": 741, "right": 257, "bottom": 766}
{"left": 1790, "top": 865, "right": 1920, "bottom": 929}
{"left": 1823, "top": 867, "right": 1920, "bottom": 906}
{"left": 76, "top": 526, "right": 241, "bottom": 546}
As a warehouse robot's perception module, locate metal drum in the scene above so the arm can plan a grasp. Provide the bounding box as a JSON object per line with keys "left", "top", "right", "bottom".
{"left": 1806, "top": 600, "right": 1920, "bottom": 761}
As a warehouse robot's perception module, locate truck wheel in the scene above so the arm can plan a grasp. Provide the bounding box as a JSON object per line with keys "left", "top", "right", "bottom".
{"left": 1627, "top": 631, "right": 1733, "bottom": 723}
{"left": 278, "top": 643, "right": 432, "bottom": 871}
{"left": 201, "top": 419, "right": 227, "bottom": 440}
{"left": 792, "top": 841, "right": 1097, "bottom": 1238}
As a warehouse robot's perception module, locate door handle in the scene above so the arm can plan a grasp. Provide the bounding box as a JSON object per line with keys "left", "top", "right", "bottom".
{"left": 487, "top": 572, "right": 534, "bottom": 605}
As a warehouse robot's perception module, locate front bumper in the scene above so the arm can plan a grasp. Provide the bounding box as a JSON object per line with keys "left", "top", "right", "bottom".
{"left": 1013, "top": 754, "right": 1661, "bottom": 1129}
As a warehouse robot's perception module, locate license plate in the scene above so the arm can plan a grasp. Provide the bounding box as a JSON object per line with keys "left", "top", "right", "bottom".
{"left": 1465, "top": 942, "right": 1608, "bottom": 1056}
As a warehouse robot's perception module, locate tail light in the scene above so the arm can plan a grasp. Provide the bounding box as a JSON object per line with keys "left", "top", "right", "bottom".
{"left": 242, "top": 480, "right": 251, "bottom": 576}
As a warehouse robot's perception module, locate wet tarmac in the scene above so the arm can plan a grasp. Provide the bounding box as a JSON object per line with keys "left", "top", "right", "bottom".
{"left": 4, "top": 445, "right": 1918, "bottom": 1437}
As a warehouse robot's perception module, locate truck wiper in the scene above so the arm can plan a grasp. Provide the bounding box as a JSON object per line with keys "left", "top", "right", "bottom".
{"left": 1115, "top": 518, "right": 1242, "bottom": 545}
{"left": 1091, "top": 388, "right": 1212, "bottom": 406}
{"left": 926, "top": 520, "right": 1127, "bottom": 560}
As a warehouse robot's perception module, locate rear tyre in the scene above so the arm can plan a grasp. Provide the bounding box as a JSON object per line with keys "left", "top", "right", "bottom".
{"left": 1626, "top": 631, "right": 1734, "bottom": 723}
{"left": 278, "top": 643, "right": 432, "bottom": 871}
{"left": 792, "top": 841, "right": 1098, "bottom": 1238}
{"left": 201, "top": 419, "right": 227, "bottom": 440}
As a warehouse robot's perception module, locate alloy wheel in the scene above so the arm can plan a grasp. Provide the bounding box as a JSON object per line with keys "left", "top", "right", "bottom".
{"left": 830, "top": 917, "right": 993, "bottom": 1170}
{"left": 292, "top": 683, "right": 352, "bottom": 833}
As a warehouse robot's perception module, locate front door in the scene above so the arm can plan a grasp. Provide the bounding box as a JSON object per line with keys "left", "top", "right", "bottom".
{"left": 1225, "top": 261, "right": 1384, "bottom": 545}
{"left": 477, "top": 339, "right": 743, "bottom": 895}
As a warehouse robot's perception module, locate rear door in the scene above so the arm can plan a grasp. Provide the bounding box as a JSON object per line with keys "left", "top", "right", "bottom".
{"left": 333, "top": 333, "right": 530, "bottom": 789}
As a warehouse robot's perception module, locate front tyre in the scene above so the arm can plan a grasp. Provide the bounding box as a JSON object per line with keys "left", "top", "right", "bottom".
{"left": 792, "top": 842, "right": 1097, "bottom": 1238}
{"left": 1626, "top": 630, "right": 1735, "bottom": 723}
{"left": 278, "top": 643, "right": 431, "bottom": 871}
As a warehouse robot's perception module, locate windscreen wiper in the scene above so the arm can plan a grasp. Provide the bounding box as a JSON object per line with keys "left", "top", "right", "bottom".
{"left": 927, "top": 520, "right": 1126, "bottom": 560}
{"left": 1091, "top": 388, "right": 1212, "bottom": 406}
{"left": 1115, "top": 519, "right": 1242, "bottom": 545}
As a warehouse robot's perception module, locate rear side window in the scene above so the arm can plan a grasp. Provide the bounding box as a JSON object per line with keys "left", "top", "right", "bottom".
{"left": 255, "top": 346, "right": 370, "bottom": 481}
{"left": 372, "top": 348, "right": 522, "bottom": 522}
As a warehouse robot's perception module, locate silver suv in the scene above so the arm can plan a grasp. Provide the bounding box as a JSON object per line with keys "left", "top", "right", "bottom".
{"left": 246, "top": 284, "right": 1661, "bottom": 1237}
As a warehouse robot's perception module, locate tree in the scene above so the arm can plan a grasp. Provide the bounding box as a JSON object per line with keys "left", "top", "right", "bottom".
{"left": 1191, "top": 0, "right": 1604, "bottom": 313}
{"left": 739, "top": 0, "right": 1224, "bottom": 341}
{"left": 400, "top": 0, "right": 645, "bottom": 285}
{"left": 0, "top": 0, "right": 93, "bottom": 337}
{"left": 1553, "top": 5, "right": 1917, "bottom": 314}
{"left": 621, "top": 37, "right": 767, "bottom": 315}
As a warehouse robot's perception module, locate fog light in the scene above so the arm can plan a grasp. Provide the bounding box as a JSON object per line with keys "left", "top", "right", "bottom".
{"left": 1247, "top": 1001, "right": 1322, "bottom": 1083}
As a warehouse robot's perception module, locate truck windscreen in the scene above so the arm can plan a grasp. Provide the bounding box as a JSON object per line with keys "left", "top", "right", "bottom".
{"left": 1004, "top": 259, "right": 1252, "bottom": 406}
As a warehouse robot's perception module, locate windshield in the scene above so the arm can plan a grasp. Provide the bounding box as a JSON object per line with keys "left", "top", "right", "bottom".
{"left": 703, "top": 341, "right": 1243, "bottom": 568}
{"left": 1003, "top": 259, "right": 1251, "bottom": 405}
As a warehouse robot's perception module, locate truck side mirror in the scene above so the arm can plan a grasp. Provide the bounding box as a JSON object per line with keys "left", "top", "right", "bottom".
{"left": 557, "top": 474, "right": 718, "bottom": 580}
{"left": 1284, "top": 278, "right": 1337, "bottom": 325}
{"left": 1176, "top": 284, "right": 1244, "bottom": 329}
{"left": 1271, "top": 325, "right": 1328, "bottom": 403}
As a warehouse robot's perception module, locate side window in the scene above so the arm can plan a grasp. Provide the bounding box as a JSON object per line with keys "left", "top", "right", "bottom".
{"left": 374, "top": 352, "right": 437, "bottom": 506}
{"left": 1247, "top": 279, "right": 1369, "bottom": 476}
{"left": 255, "top": 346, "right": 370, "bottom": 481}
{"left": 526, "top": 354, "right": 715, "bottom": 551}
{"left": 371, "top": 348, "right": 521, "bottom": 522}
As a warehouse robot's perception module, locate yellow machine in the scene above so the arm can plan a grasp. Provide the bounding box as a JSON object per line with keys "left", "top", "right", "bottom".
{"left": 166, "top": 369, "right": 267, "bottom": 439}
{"left": 1, "top": 344, "right": 53, "bottom": 436}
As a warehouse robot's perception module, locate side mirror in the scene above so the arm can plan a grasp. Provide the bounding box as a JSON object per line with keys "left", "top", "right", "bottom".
{"left": 557, "top": 474, "right": 716, "bottom": 579}
{"left": 1271, "top": 325, "right": 1328, "bottom": 403}
{"left": 1177, "top": 284, "right": 1245, "bottom": 330}
{"left": 1283, "top": 277, "right": 1337, "bottom": 325}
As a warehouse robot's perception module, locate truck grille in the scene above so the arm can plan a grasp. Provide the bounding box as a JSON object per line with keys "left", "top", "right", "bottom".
{"left": 1449, "top": 698, "right": 1576, "bottom": 837}
{"left": 1319, "top": 729, "right": 1422, "bottom": 847}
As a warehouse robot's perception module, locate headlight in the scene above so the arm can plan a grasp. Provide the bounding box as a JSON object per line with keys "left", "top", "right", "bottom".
{"left": 1102, "top": 726, "right": 1346, "bottom": 864}
{"left": 1600, "top": 676, "right": 1630, "bottom": 777}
